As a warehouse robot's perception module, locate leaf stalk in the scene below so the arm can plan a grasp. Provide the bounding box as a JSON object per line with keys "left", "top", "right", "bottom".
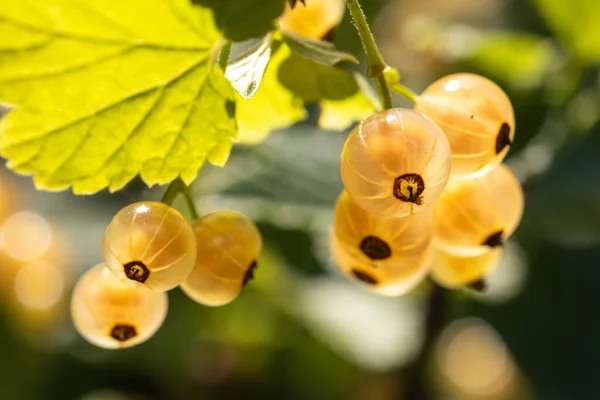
{"left": 218, "top": 40, "right": 233, "bottom": 71}
{"left": 161, "top": 178, "right": 199, "bottom": 220}
{"left": 392, "top": 83, "right": 419, "bottom": 105}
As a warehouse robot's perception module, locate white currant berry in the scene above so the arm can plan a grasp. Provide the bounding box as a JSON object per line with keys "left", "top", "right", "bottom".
{"left": 102, "top": 202, "right": 196, "bottom": 292}
{"left": 70, "top": 263, "right": 168, "bottom": 349}
{"left": 434, "top": 164, "right": 524, "bottom": 256}
{"left": 416, "top": 73, "right": 515, "bottom": 179}
{"left": 181, "top": 211, "right": 262, "bottom": 307}
{"left": 340, "top": 108, "right": 452, "bottom": 218}
{"left": 430, "top": 247, "right": 504, "bottom": 289}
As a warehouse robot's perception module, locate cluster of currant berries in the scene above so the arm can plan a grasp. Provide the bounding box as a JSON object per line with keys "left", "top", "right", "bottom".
{"left": 70, "top": 203, "right": 262, "bottom": 349}
{"left": 331, "top": 73, "right": 524, "bottom": 295}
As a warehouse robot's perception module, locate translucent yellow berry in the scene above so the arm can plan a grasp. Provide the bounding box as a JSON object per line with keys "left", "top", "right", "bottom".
{"left": 333, "top": 189, "right": 434, "bottom": 268}
{"left": 415, "top": 73, "right": 515, "bottom": 178}
{"left": 434, "top": 164, "right": 524, "bottom": 256}
{"left": 279, "top": 0, "right": 346, "bottom": 39}
{"left": 340, "top": 108, "right": 452, "bottom": 218}
{"left": 330, "top": 234, "right": 431, "bottom": 297}
{"left": 430, "top": 247, "right": 504, "bottom": 289}
{"left": 102, "top": 202, "right": 196, "bottom": 292}
{"left": 70, "top": 263, "right": 168, "bottom": 349}
{"left": 180, "top": 211, "right": 262, "bottom": 307}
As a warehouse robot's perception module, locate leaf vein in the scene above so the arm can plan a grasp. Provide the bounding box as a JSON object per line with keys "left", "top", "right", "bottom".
{"left": 0, "top": 16, "right": 209, "bottom": 51}
{"left": 3, "top": 56, "right": 208, "bottom": 151}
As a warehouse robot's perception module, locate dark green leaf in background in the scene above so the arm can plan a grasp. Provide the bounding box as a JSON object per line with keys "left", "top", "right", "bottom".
{"left": 193, "top": 0, "right": 287, "bottom": 41}
{"left": 282, "top": 30, "right": 359, "bottom": 66}
{"left": 278, "top": 52, "right": 360, "bottom": 101}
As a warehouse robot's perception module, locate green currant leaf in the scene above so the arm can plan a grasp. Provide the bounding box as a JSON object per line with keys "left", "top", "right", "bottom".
{"left": 226, "top": 34, "right": 275, "bottom": 100}
{"left": 281, "top": 30, "right": 359, "bottom": 66}
{"left": 319, "top": 74, "right": 380, "bottom": 131}
{"left": 0, "top": 0, "right": 237, "bottom": 195}
{"left": 278, "top": 51, "right": 377, "bottom": 130}
{"left": 534, "top": 0, "right": 600, "bottom": 62}
{"left": 236, "top": 44, "right": 306, "bottom": 144}
{"left": 235, "top": 41, "right": 375, "bottom": 143}
{"left": 200, "top": 125, "right": 344, "bottom": 207}
{"left": 193, "top": 0, "right": 286, "bottom": 42}
{"left": 279, "top": 52, "right": 365, "bottom": 101}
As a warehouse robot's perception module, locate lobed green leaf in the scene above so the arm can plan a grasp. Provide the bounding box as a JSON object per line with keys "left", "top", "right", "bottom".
{"left": 235, "top": 40, "right": 376, "bottom": 143}
{"left": 0, "top": 0, "right": 237, "bottom": 194}
{"left": 235, "top": 44, "right": 306, "bottom": 144}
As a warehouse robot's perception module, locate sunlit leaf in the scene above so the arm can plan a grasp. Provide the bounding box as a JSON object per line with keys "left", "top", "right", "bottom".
{"left": 236, "top": 40, "right": 375, "bottom": 143}
{"left": 318, "top": 73, "right": 378, "bottom": 131}
{"left": 0, "top": 0, "right": 237, "bottom": 194}
{"left": 236, "top": 45, "right": 306, "bottom": 144}
{"left": 278, "top": 51, "right": 377, "bottom": 130}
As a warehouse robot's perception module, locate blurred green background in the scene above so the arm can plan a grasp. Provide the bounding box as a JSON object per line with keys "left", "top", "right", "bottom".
{"left": 1, "top": 0, "right": 599, "bottom": 399}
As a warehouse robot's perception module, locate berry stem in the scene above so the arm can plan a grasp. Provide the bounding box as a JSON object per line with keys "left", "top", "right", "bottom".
{"left": 160, "top": 179, "right": 181, "bottom": 206}
{"left": 344, "top": 0, "right": 386, "bottom": 77}
{"left": 218, "top": 40, "right": 232, "bottom": 71}
{"left": 181, "top": 184, "right": 200, "bottom": 220}
{"left": 376, "top": 75, "right": 393, "bottom": 110}
{"left": 344, "top": 0, "right": 393, "bottom": 110}
{"left": 161, "top": 178, "right": 200, "bottom": 219}
{"left": 391, "top": 83, "right": 418, "bottom": 105}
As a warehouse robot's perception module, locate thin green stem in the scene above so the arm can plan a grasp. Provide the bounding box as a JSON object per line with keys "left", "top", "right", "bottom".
{"left": 344, "top": 0, "right": 387, "bottom": 78}
{"left": 345, "top": 0, "right": 393, "bottom": 110}
{"left": 376, "top": 75, "right": 393, "bottom": 110}
{"left": 182, "top": 185, "right": 200, "bottom": 220}
{"left": 161, "top": 179, "right": 181, "bottom": 205}
{"left": 160, "top": 178, "right": 200, "bottom": 219}
{"left": 218, "top": 40, "right": 232, "bottom": 71}
{"left": 392, "top": 83, "right": 419, "bottom": 105}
